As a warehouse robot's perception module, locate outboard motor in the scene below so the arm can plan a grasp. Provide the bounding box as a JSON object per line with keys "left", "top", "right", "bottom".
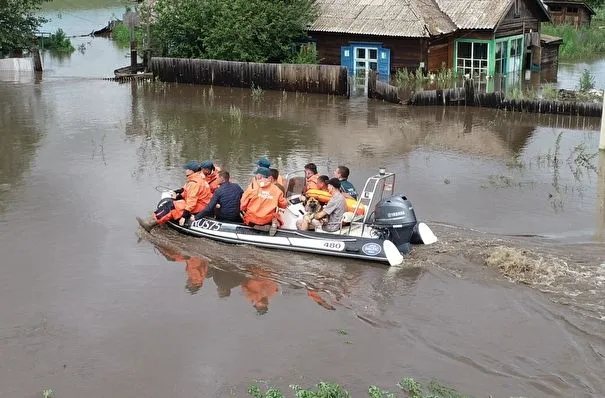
{"left": 371, "top": 195, "right": 417, "bottom": 254}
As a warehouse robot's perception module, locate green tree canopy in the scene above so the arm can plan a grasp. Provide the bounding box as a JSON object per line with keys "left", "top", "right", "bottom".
{"left": 0, "top": 0, "right": 48, "bottom": 55}
{"left": 151, "top": 0, "right": 317, "bottom": 62}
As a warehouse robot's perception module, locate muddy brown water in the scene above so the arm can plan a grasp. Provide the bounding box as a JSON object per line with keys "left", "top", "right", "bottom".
{"left": 2, "top": 9, "right": 605, "bottom": 398}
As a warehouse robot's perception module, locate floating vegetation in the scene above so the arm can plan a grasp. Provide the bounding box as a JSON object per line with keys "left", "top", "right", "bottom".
{"left": 251, "top": 83, "right": 264, "bottom": 102}
{"left": 229, "top": 105, "right": 242, "bottom": 124}
{"left": 248, "top": 377, "right": 475, "bottom": 398}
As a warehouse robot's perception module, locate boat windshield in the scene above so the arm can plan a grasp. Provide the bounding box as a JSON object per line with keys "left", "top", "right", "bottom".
{"left": 284, "top": 170, "right": 306, "bottom": 198}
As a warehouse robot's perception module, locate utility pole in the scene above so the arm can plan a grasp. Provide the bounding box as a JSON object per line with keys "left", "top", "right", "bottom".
{"left": 123, "top": 7, "right": 140, "bottom": 72}
{"left": 600, "top": 90, "right": 605, "bottom": 150}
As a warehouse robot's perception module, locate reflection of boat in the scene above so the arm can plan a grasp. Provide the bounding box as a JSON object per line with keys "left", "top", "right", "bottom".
{"left": 149, "top": 169, "right": 437, "bottom": 266}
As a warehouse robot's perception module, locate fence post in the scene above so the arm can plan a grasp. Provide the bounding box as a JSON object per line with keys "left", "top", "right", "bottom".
{"left": 600, "top": 90, "right": 605, "bottom": 150}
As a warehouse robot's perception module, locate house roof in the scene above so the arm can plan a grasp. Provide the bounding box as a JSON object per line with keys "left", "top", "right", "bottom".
{"left": 310, "top": 0, "right": 551, "bottom": 37}
{"left": 309, "top": 0, "right": 457, "bottom": 38}
{"left": 543, "top": 0, "right": 596, "bottom": 15}
{"left": 540, "top": 33, "right": 564, "bottom": 44}
{"left": 434, "top": 0, "right": 551, "bottom": 29}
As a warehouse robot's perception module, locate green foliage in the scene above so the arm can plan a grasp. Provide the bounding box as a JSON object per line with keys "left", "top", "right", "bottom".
{"left": 151, "top": 0, "right": 317, "bottom": 62}
{"left": 394, "top": 67, "right": 461, "bottom": 90}
{"left": 398, "top": 377, "right": 472, "bottom": 398}
{"left": 368, "top": 385, "right": 395, "bottom": 398}
{"left": 578, "top": 68, "right": 595, "bottom": 92}
{"left": 248, "top": 378, "right": 476, "bottom": 398}
{"left": 0, "top": 0, "right": 48, "bottom": 55}
{"left": 251, "top": 83, "right": 264, "bottom": 102}
{"left": 541, "top": 21, "right": 605, "bottom": 60}
{"left": 39, "top": 29, "right": 75, "bottom": 53}
{"left": 287, "top": 43, "right": 318, "bottom": 64}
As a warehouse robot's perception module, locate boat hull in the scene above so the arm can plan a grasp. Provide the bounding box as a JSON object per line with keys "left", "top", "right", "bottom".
{"left": 165, "top": 217, "right": 404, "bottom": 265}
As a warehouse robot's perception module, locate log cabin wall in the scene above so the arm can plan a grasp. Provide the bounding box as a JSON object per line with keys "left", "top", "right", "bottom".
{"left": 427, "top": 35, "right": 454, "bottom": 72}
{"left": 495, "top": 0, "right": 543, "bottom": 38}
{"left": 310, "top": 32, "right": 424, "bottom": 72}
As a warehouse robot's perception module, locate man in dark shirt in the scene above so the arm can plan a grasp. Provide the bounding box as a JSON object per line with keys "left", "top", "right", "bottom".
{"left": 334, "top": 165, "right": 358, "bottom": 199}
{"left": 193, "top": 171, "right": 243, "bottom": 222}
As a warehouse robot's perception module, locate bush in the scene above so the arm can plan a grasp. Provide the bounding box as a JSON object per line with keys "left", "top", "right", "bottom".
{"left": 151, "top": 0, "right": 318, "bottom": 62}
{"left": 39, "top": 29, "right": 74, "bottom": 53}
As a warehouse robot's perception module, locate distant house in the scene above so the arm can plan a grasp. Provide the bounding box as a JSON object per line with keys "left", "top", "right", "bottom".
{"left": 308, "top": 0, "right": 552, "bottom": 87}
{"left": 543, "top": 0, "right": 596, "bottom": 28}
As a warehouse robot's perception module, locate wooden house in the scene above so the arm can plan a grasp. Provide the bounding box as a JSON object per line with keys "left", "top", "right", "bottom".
{"left": 308, "top": 0, "right": 553, "bottom": 85}
{"left": 543, "top": 1, "right": 596, "bottom": 28}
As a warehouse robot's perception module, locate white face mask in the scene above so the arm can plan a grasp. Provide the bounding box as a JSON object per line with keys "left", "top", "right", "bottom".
{"left": 258, "top": 180, "right": 268, "bottom": 188}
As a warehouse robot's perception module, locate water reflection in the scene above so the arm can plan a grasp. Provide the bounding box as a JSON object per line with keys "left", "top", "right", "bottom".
{"left": 0, "top": 82, "right": 45, "bottom": 213}
{"left": 152, "top": 243, "right": 340, "bottom": 314}
{"left": 597, "top": 151, "right": 605, "bottom": 241}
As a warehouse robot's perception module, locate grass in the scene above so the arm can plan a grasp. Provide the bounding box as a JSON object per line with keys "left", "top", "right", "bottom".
{"left": 541, "top": 8, "right": 605, "bottom": 61}
{"left": 503, "top": 69, "right": 602, "bottom": 102}
{"left": 251, "top": 83, "right": 264, "bottom": 102}
{"left": 393, "top": 67, "right": 463, "bottom": 90}
{"left": 229, "top": 105, "right": 242, "bottom": 124}
{"left": 111, "top": 21, "right": 143, "bottom": 48}
{"left": 248, "top": 378, "right": 476, "bottom": 398}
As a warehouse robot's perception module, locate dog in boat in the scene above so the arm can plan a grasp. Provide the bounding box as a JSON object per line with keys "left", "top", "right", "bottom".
{"left": 303, "top": 196, "right": 327, "bottom": 224}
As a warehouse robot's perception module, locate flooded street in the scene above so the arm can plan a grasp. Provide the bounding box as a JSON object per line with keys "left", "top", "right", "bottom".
{"left": 1, "top": 4, "right": 605, "bottom": 398}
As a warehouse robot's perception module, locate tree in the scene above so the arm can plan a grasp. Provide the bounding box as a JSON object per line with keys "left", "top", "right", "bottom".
{"left": 151, "top": 0, "right": 317, "bottom": 62}
{"left": 0, "top": 0, "right": 48, "bottom": 55}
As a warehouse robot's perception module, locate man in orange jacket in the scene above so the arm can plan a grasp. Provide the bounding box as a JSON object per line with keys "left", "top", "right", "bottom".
{"left": 137, "top": 161, "right": 212, "bottom": 232}
{"left": 248, "top": 158, "right": 285, "bottom": 190}
{"left": 240, "top": 167, "right": 287, "bottom": 236}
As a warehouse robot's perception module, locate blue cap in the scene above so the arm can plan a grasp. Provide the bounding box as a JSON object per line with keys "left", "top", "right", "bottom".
{"left": 183, "top": 161, "right": 200, "bottom": 171}
{"left": 256, "top": 158, "right": 271, "bottom": 168}
{"left": 199, "top": 160, "right": 214, "bottom": 170}
{"left": 255, "top": 167, "right": 270, "bottom": 178}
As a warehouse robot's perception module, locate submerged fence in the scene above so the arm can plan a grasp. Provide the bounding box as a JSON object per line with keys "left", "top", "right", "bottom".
{"left": 368, "top": 71, "right": 603, "bottom": 118}
{"left": 150, "top": 57, "right": 349, "bottom": 96}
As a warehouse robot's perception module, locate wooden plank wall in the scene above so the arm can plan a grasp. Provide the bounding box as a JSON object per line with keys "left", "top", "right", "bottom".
{"left": 150, "top": 58, "right": 349, "bottom": 96}
{"left": 495, "top": 0, "right": 542, "bottom": 38}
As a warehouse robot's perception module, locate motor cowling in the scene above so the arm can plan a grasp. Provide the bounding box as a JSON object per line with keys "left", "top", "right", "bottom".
{"left": 372, "top": 195, "right": 417, "bottom": 253}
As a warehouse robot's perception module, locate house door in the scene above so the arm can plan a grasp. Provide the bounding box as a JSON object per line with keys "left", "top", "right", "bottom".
{"left": 354, "top": 47, "right": 378, "bottom": 84}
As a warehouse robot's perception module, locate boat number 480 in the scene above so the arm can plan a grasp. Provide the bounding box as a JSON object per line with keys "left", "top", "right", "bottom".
{"left": 323, "top": 241, "right": 344, "bottom": 250}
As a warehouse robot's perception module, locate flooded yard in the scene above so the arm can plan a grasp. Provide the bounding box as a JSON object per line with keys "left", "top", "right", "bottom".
{"left": 1, "top": 3, "right": 604, "bottom": 397}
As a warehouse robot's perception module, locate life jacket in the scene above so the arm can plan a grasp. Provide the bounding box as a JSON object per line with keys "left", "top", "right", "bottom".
{"left": 204, "top": 167, "right": 221, "bottom": 193}
{"left": 305, "top": 188, "right": 366, "bottom": 215}
{"left": 240, "top": 182, "right": 288, "bottom": 225}
{"left": 305, "top": 174, "right": 319, "bottom": 191}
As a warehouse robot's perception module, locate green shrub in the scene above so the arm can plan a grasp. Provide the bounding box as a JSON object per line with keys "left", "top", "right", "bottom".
{"left": 39, "top": 29, "right": 74, "bottom": 53}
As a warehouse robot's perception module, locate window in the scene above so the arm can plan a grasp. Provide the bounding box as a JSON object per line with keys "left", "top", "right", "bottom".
{"left": 550, "top": 5, "right": 562, "bottom": 12}
{"left": 495, "top": 41, "right": 508, "bottom": 76}
{"left": 456, "top": 41, "right": 489, "bottom": 79}
{"left": 508, "top": 37, "right": 523, "bottom": 74}
{"left": 567, "top": 7, "right": 578, "bottom": 13}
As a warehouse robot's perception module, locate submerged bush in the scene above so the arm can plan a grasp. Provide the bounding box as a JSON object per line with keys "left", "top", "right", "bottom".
{"left": 39, "top": 29, "right": 74, "bottom": 53}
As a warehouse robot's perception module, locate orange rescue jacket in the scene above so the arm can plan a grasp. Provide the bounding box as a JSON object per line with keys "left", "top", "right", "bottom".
{"left": 240, "top": 182, "right": 288, "bottom": 225}
{"left": 179, "top": 171, "right": 212, "bottom": 214}
{"left": 204, "top": 166, "right": 221, "bottom": 193}
{"left": 305, "top": 174, "right": 319, "bottom": 191}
